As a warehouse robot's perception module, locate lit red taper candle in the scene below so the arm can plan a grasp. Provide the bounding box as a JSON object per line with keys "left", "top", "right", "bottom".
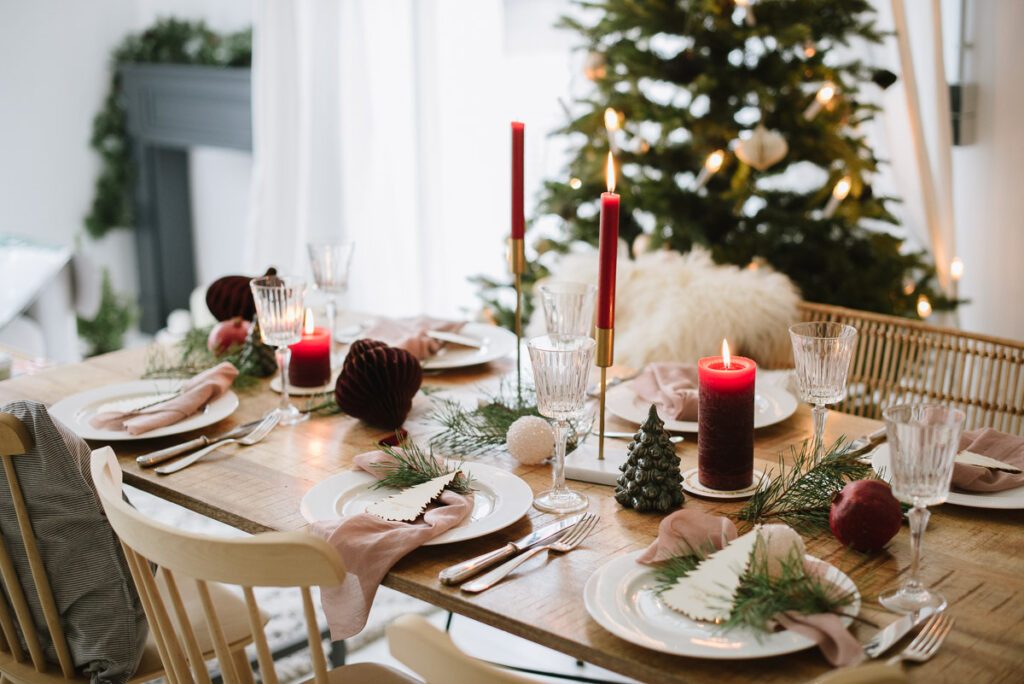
{"left": 596, "top": 152, "right": 619, "bottom": 460}
{"left": 511, "top": 122, "right": 526, "bottom": 399}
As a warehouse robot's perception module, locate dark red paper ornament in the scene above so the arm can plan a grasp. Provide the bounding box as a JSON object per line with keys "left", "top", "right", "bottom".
{"left": 205, "top": 267, "right": 277, "bottom": 322}
{"left": 335, "top": 339, "right": 423, "bottom": 430}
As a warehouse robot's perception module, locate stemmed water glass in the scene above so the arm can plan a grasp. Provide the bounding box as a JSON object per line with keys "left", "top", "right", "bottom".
{"left": 527, "top": 335, "right": 595, "bottom": 514}
{"left": 307, "top": 240, "right": 356, "bottom": 364}
{"left": 250, "top": 275, "right": 309, "bottom": 426}
{"left": 789, "top": 322, "right": 858, "bottom": 460}
{"left": 879, "top": 404, "right": 965, "bottom": 613}
{"left": 538, "top": 282, "right": 596, "bottom": 339}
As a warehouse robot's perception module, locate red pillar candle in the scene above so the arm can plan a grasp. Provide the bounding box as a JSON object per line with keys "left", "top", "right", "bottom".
{"left": 511, "top": 122, "right": 525, "bottom": 240}
{"left": 697, "top": 339, "right": 756, "bottom": 491}
{"left": 597, "top": 152, "right": 620, "bottom": 330}
{"left": 289, "top": 309, "right": 331, "bottom": 388}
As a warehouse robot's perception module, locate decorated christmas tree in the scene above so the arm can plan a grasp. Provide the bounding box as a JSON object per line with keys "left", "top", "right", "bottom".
{"left": 615, "top": 405, "right": 685, "bottom": 513}
{"left": 477, "top": 0, "right": 956, "bottom": 326}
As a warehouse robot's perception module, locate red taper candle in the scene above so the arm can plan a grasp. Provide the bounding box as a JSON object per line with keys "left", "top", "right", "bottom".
{"left": 597, "top": 152, "right": 620, "bottom": 330}
{"left": 511, "top": 122, "right": 525, "bottom": 240}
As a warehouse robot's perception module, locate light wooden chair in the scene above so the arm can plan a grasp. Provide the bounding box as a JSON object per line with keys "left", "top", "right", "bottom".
{"left": 90, "top": 447, "right": 419, "bottom": 684}
{"left": 798, "top": 302, "right": 1024, "bottom": 434}
{"left": 0, "top": 413, "right": 259, "bottom": 684}
{"left": 387, "top": 614, "right": 538, "bottom": 684}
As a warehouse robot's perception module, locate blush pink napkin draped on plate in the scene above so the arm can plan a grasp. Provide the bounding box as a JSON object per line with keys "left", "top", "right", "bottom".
{"left": 89, "top": 362, "right": 238, "bottom": 435}
{"left": 313, "top": 450, "right": 472, "bottom": 641}
{"left": 637, "top": 509, "right": 864, "bottom": 668}
{"left": 952, "top": 428, "right": 1024, "bottom": 492}
{"left": 360, "top": 317, "right": 466, "bottom": 361}
{"left": 631, "top": 363, "right": 700, "bottom": 421}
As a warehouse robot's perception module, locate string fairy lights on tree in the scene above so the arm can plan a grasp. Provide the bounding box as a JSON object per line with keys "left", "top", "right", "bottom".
{"left": 475, "top": 0, "right": 958, "bottom": 325}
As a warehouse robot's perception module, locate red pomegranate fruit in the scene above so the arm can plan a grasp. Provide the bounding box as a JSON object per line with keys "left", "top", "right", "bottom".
{"left": 829, "top": 480, "right": 903, "bottom": 552}
{"left": 207, "top": 317, "right": 251, "bottom": 355}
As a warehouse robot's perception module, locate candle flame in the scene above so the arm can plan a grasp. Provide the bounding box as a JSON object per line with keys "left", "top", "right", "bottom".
{"left": 816, "top": 82, "right": 836, "bottom": 104}
{"left": 606, "top": 152, "right": 617, "bottom": 193}
{"left": 304, "top": 308, "right": 315, "bottom": 335}
{"left": 950, "top": 256, "right": 964, "bottom": 282}
{"left": 604, "top": 107, "right": 620, "bottom": 132}
{"left": 722, "top": 338, "right": 731, "bottom": 368}
{"left": 705, "top": 150, "right": 725, "bottom": 173}
{"left": 832, "top": 176, "right": 852, "bottom": 201}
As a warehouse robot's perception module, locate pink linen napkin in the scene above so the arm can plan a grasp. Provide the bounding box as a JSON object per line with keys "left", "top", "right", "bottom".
{"left": 360, "top": 317, "right": 466, "bottom": 360}
{"left": 313, "top": 450, "right": 473, "bottom": 641}
{"left": 631, "top": 363, "right": 700, "bottom": 421}
{"left": 951, "top": 428, "right": 1024, "bottom": 492}
{"left": 89, "top": 362, "right": 238, "bottom": 435}
{"left": 637, "top": 510, "right": 864, "bottom": 667}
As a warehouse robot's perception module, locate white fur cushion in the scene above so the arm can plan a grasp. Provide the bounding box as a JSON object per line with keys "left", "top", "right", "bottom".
{"left": 528, "top": 247, "right": 799, "bottom": 369}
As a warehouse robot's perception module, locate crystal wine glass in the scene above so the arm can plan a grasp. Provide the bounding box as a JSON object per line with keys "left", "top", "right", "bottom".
{"left": 307, "top": 240, "right": 356, "bottom": 365}
{"left": 879, "top": 403, "right": 965, "bottom": 613}
{"left": 250, "top": 275, "right": 309, "bottom": 426}
{"left": 789, "top": 322, "right": 858, "bottom": 460}
{"left": 538, "top": 281, "right": 597, "bottom": 340}
{"left": 527, "top": 335, "right": 595, "bottom": 514}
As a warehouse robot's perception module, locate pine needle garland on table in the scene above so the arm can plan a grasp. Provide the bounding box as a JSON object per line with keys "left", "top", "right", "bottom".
{"left": 738, "top": 438, "right": 874, "bottom": 534}
{"left": 653, "top": 547, "right": 858, "bottom": 635}
{"left": 428, "top": 382, "right": 542, "bottom": 456}
{"left": 372, "top": 439, "right": 473, "bottom": 495}
{"left": 143, "top": 326, "right": 263, "bottom": 389}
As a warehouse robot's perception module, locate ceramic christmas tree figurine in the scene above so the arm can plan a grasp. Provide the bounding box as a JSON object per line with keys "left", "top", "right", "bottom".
{"left": 615, "top": 405, "right": 685, "bottom": 512}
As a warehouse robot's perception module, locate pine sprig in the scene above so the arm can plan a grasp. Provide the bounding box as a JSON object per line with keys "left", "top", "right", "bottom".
{"left": 653, "top": 541, "right": 856, "bottom": 635}
{"left": 738, "top": 438, "right": 874, "bottom": 533}
{"left": 429, "top": 381, "right": 542, "bottom": 456}
{"left": 143, "top": 326, "right": 261, "bottom": 390}
{"left": 372, "top": 439, "right": 474, "bottom": 495}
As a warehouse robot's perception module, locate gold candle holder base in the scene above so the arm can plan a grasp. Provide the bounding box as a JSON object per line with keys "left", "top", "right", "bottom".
{"left": 511, "top": 239, "right": 525, "bottom": 402}
{"left": 596, "top": 326, "right": 614, "bottom": 460}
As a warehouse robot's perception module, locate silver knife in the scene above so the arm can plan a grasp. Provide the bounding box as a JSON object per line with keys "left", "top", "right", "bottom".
{"left": 863, "top": 607, "right": 938, "bottom": 658}
{"left": 136, "top": 418, "right": 264, "bottom": 467}
{"left": 438, "top": 515, "right": 584, "bottom": 585}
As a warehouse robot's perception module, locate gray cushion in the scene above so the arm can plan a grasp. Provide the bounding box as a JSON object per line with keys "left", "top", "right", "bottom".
{"left": 0, "top": 401, "right": 147, "bottom": 683}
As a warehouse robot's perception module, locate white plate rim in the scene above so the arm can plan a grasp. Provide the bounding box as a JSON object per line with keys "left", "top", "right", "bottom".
{"left": 871, "top": 443, "right": 1024, "bottom": 510}
{"left": 299, "top": 461, "right": 533, "bottom": 545}
{"left": 583, "top": 550, "right": 860, "bottom": 660}
{"left": 49, "top": 380, "right": 239, "bottom": 441}
{"left": 606, "top": 381, "right": 798, "bottom": 432}
{"left": 420, "top": 322, "right": 518, "bottom": 370}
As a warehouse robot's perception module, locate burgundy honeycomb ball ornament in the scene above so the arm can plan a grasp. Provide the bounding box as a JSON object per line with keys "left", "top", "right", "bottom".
{"left": 335, "top": 339, "right": 423, "bottom": 430}
{"left": 205, "top": 267, "right": 277, "bottom": 322}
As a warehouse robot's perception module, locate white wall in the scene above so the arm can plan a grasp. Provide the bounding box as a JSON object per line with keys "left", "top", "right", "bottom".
{"left": 950, "top": 0, "right": 1024, "bottom": 341}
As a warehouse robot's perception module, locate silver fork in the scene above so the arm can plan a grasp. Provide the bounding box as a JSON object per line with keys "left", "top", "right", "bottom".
{"left": 461, "top": 513, "right": 599, "bottom": 593}
{"left": 886, "top": 613, "right": 954, "bottom": 666}
{"left": 155, "top": 412, "right": 281, "bottom": 475}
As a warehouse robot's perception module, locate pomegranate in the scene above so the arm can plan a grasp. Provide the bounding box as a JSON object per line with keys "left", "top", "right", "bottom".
{"left": 207, "top": 317, "right": 250, "bottom": 355}
{"left": 829, "top": 480, "right": 903, "bottom": 552}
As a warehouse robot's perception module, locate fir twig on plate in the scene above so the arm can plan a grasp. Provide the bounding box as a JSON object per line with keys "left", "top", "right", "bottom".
{"left": 737, "top": 437, "right": 875, "bottom": 534}
{"left": 428, "top": 381, "right": 542, "bottom": 456}
{"left": 653, "top": 547, "right": 857, "bottom": 635}
{"left": 372, "top": 438, "right": 474, "bottom": 495}
{"left": 143, "top": 327, "right": 262, "bottom": 389}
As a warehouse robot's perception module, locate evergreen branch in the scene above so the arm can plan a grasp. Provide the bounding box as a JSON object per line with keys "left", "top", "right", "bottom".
{"left": 428, "top": 380, "right": 542, "bottom": 456}
{"left": 654, "top": 542, "right": 856, "bottom": 636}
{"left": 142, "top": 326, "right": 264, "bottom": 390}
{"left": 371, "top": 439, "right": 474, "bottom": 495}
{"left": 738, "top": 437, "right": 874, "bottom": 533}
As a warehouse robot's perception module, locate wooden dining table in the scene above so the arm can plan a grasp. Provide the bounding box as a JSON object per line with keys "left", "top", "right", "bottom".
{"left": 2, "top": 346, "right": 1022, "bottom": 683}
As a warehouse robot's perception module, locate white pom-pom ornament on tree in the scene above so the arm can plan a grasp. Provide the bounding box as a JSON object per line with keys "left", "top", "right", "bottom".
{"left": 506, "top": 416, "right": 555, "bottom": 465}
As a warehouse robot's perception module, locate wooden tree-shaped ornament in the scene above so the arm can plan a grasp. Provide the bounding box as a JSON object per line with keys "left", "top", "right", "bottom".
{"left": 614, "top": 405, "right": 685, "bottom": 513}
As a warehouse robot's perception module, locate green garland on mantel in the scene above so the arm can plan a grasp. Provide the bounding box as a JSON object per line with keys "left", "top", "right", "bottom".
{"left": 85, "top": 18, "right": 252, "bottom": 239}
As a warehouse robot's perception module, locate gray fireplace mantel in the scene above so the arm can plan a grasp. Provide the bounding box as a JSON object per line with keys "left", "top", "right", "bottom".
{"left": 120, "top": 63, "right": 252, "bottom": 332}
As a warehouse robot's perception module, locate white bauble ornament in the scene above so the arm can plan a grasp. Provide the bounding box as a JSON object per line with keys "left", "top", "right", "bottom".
{"left": 735, "top": 125, "right": 788, "bottom": 171}
{"left": 506, "top": 416, "right": 555, "bottom": 464}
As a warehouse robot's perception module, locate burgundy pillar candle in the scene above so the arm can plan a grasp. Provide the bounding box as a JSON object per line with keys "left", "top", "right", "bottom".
{"left": 697, "top": 340, "right": 756, "bottom": 491}
{"left": 288, "top": 310, "right": 331, "bottom": 388}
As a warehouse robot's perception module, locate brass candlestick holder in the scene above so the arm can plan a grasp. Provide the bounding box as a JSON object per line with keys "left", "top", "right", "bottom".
{"left": 596, "top": 326, "right": 614, "bottom": 460}
{"left": 510, "top": 238, "right": 526, "bottom": 403}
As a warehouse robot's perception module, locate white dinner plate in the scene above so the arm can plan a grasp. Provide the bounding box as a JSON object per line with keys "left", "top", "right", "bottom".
{"left": 871, "top": 444, "right": 1024, "bottom": 510}
{"left": 300, "top": 461, "right": 532, "bottom": 545}
{"left": 49, "top": 380, "right": 239, "bottom": 442}
{"left": 584, "top": 550, "right": 860, "bottom": 660}
{"left": 420, "top": 323, "right": 518, "bottom": 371}
{"left": 605, "top": 381, "right": 798, "bottom": 433}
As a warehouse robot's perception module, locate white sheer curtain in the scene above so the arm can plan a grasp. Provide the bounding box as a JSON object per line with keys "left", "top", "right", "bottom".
{"left": 247, "top": 0, "right": 576, "bottom": 318}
